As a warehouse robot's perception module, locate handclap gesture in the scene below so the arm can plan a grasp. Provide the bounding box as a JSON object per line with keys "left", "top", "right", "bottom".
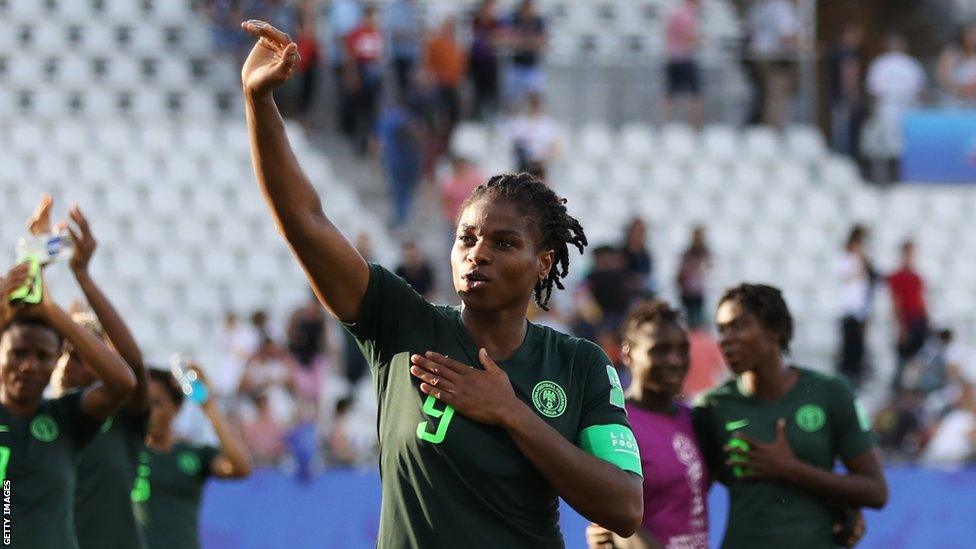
{"left": 240, "top": 20, "right": 300, "bottom": 96}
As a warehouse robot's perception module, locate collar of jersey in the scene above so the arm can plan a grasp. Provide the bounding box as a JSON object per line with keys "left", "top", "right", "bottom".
{"left": 450, "top": 308, "right": 542, "bottom": 369}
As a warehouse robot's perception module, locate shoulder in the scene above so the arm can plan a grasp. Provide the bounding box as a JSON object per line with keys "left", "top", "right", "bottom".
{"left": 538, "top": 324, "right": 609, "bottom": 366}
{"left": 795, "top": 366, "right": 857, "bottom": 398}
{"left": 694, "top": 378, "right": 738, "bottom": 409}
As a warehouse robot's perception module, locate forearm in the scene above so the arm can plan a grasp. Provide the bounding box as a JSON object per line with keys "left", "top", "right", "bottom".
{"left": 74, "top": 270, "right": 148, "bottom": 411}
{"left": 502, "top": 402, "right": 642, "bottom": 536}
{"left": 203, "top": 400, "right": 252, "bottom": 476}
{"left": 785, "top": 460, "right": 887, "bottom": 508}
{"left": 47, "top": 306, "right": 135, "bottom": 396}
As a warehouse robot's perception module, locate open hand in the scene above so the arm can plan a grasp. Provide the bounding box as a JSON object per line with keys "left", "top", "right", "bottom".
{"left": 585, "top": 523, "right": 616, "bottom": 549}
{"left": 65, "top": 204, "right": 96, "bottom": 274}
{"left": 725, "top": 418, "right": 801, "bottom": 481}
{"left": 240, "top": 20, "right": 300, "bottom": 96}
{"left": 409, "top": 349, "right": 521, "bottom": 426}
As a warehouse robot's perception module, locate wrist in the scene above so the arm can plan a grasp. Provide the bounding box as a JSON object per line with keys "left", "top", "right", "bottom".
{"left": 780, "top": 456, "right": 806, "bottom": 483}
{"left": 499, "top": 399, "right": 534, "bottom": 432}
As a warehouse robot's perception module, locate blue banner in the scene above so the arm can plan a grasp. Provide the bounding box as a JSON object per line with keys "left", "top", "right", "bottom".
{"left": 903, "top": 110, "right": 976, "bottom": 183}
{"left": 200, "top": 467, "right": 976, "bottom": 548}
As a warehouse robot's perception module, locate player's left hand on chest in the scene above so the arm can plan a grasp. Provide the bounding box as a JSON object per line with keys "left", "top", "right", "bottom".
{"left": 410, "top": 349, "right": 520, "bottom": 426}
{"left": 725, "top": 418, "right": 800, "bottom": 481}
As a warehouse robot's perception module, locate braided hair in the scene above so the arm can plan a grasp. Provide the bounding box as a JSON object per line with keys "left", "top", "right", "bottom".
{"left": 718, "top": 283, "right": 794, "bottom": 353}
{"left": 458, "top": 173, "right": 587, "bottom": 310}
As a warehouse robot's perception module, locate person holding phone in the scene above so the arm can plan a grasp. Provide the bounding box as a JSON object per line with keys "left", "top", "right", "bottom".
{"left": 132, "top": 365, "right": 251, "bottom": 549}
{"left": 693, "top": 283, "right": 888, "bottom": 548}
{"left": 0, "top": 266, "right": 136, "bottom": 549}
{"left": 238, "top": 19, "right": 643, "bottom": 547}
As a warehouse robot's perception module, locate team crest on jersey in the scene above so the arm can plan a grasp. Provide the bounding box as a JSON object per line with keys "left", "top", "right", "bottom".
{"left": 30, "top": 414, "right": 59, "bottom": 442}
{"left": 795, "top": 404, "right": 826, "bottom": 432}
{"left": 606, "top": 365, "right": 626, "bottom": 409}
{"left": 532, "top": 381, "right": 567, "bottom": 418}
{"left": 177, "top": 452, "right": 201, "bottom": 475}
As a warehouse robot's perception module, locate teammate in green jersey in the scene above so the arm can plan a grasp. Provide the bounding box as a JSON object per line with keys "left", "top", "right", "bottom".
{"left": 239, "top": 19, "right": 643, "bottom": 548}
{"left": 0, "top": 266, "right": 136, "bottom": 549}
{"left": 133, "top": 366, "right": 251, "bottom": 549}
{"left": 693, "top": 283, "right": 889, "bottom": 549}
{"left": 43, "top": 204, "right": 152, "bottom": 549}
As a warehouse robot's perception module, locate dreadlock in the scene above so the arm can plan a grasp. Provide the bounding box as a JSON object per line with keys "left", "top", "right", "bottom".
{"left": 458, "top": 172, "right": 587, "bottom": 310}
{"left": 718, "top": 283, "right": 794, "bottom": 352}
{"left": 620, "top": 300, "right": 684, "bottom": 347}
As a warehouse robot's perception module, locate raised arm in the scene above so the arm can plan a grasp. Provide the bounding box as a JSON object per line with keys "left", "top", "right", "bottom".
{"left": 66, "top": 205, "right": 149, "bottom": 414}
{"left": 240, "top": 20, "right": 369, "bottom": 322}
{"left": 190, "top": 364, "right": 252, "bottom": 479}
{"left": 28, "top": 283, "right": 136, "bottom": 423}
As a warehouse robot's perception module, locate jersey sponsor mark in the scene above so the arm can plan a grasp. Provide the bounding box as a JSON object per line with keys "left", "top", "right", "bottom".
{"left": 177, "top": 452, "right": 201, "bottom": 476}
{"left": 606, "top": 365, "right": 626, "bottom": 409}
{"left": 531, "top": 381, "right": 567, "bottom": 418}
{"left": 724, "top": 418, "right": 749, "bottom": 432}
{"left": 29, "top": 414, "right": 59, "bottom": 442}
{"left": 795, "top": 404, "right": 826, "bottom": 433}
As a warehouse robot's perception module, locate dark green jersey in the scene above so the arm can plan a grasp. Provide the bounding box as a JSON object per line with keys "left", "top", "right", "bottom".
{"left": 0, "top": 390, "right": 99, "bottom": 549}
{"left": 132, "top": 442, "right": 218, "bottom": 549}
{"left": 346, "top": 264, "right": 641, "bottom": 549}
{"left": 75, "top": 409, "right": 149, "bottom": 549}
{"left": 693, "top": 367, "right": 876, "bottom": 549}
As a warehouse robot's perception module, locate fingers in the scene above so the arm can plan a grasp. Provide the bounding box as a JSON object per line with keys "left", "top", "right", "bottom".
{"left": 775, "top": 418, "right": 787, "bottom": 440}
{"left": 478, "top": 348, "right": 500, "bottom": 372}
{"left": 410, "top": 365, "right": 457, "bottom": 394}
{"left": 69, "top": 204, "right": 92, "bottom": 239}
{"left": 27, "top": 194, "right": 54, "bottom": 235}
{"left": 422, "top": 352, "right": 471, "bottom": 375}
{"left": 241, "top": 20, "right": 291, "bottom": 47}
{"left": 732, "top": 431, "right": 759, "bottom": 446}
{"left": 410, "top": 354, "right": 462, "bottom": 382}
{"left": 273, "top": 42, "right": 299, "bottom": 78}
{"left": 419, "top": 382, "right": 452, "bottom": 402}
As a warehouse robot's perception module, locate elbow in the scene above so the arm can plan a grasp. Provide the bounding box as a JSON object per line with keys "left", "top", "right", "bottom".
{"left": 607, "top": 487, "right": 644, "bottom": 537}
{"left": 233, "top": 458, "right": 253, "bottom": 479}
{"left": 866, "top": 482, "right": 889, "bottom": 509}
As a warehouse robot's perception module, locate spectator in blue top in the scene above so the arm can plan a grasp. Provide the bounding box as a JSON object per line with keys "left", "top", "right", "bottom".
{"left": 327, "top": 0, "right": 363, "bottom": 137}
{"left": 505, "top": 0, "right": 547, "bottom": 106}
{"left": 387, "top": 0, "right": 424, "bottom": 95}
{"left": 377, "top": 95, "right": 424, "bottom": 228}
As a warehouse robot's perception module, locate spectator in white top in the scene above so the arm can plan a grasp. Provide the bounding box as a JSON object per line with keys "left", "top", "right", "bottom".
{"left": 937, "top": 23, "right": 976, "bottom": 108}
{"left": 837, "top": 225, "right": 877, "bottom": 389}
{"left": 507, "top": 93, "right": 560, "bottom": 181}
{"left": 922, "top": 358, "right": 976, "bottom": 468}
{"left": 214, "top": 312, "right": 258, "bottom": 398}
{"left": 864, "top": 33, "right": 926, "bottom": 182}
{"left": 747, "top": 0, "right": 800, "bottom": 128}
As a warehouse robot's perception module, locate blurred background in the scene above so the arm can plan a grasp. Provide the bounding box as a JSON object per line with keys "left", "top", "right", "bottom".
{"left": 2, "top": 0, "right": 976, "bottom": 547}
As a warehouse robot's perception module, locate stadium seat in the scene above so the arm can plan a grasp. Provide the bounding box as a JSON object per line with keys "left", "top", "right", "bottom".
{"left": 660, "top": 124, "right": 698, "bottom": 161}
{"left": 786, "top": 125, "right": 828, "bottom": 161}
{"left": 743, "top": 127, "right": 780, "bottom": 162}
{"left": 618, "top": 123, "right": 656, "bottom": 163}
{"left": 701, "top": 125, "right": 739, "bottom": 162}
{"left": 575, "top": 123, "right": 615, "bottom": 161}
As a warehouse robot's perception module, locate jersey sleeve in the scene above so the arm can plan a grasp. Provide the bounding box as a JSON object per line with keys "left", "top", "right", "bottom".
{"left": 55, "top": 390, "right": 101, "bottom": 450}
{"left": 342, "top": 263, "right": 435, "bottom": 369}
{"left": 829, "top": 375, "right": 877, "bottom": 460}
{"left": 197, "top": 445, "right": 221, "bottom": 480}
{"left": 575, "top": 342, "right": 642, "bottom": 477}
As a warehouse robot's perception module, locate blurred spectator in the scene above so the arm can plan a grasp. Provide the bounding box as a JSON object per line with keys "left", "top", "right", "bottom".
{"left": 346, "top": 4, "right": 385, "bottom": 154}
{"left": 746, "top": 0, "right": 800, "bottom": 128}
{"left": 828, "top": 24, "right": 866, "bottom": 158}
{"left": 327, "top": 397, "right": 359, "bottom": 466}
{"left": 287, "top": 290, "right": 327, "bottom": 368}
{"left": 395, "top": 241, "right": 435, "bottom": 300}
{"left": 376, "top": 94, "right": 424, "bottom": 228}
{"left": 239, "top": 338, "right": 297, "bottom": 425}
{"left": 215, "top": 312, "right": 257, "bottom": 398}
{"left": 507, "top": 93, "right": 560, "bottom": 179}
{"left": 937, "top": 23, "right": 976, "bottom": 108}
{"left": 875, "top": 389, "right": 928, "bottom": 460}
{"left": 582, "top": 246, "right": 640, "bottom": 334}
{"left": 439, "top": 155, "right": 485, "bottom": 224}
{"left": 469, "top": 0, "right": 502, "bottom": 119}
{"left": 864, "top": 33, "right": 926, "bottom": 183}
{"left": 240, "top": 393, "right": 288, "bottom": 467}
{"left": 295, "top": 9, "right": 322, "bottom": 131}
{"left": 663, "top": 0, "right": 703, "bottom": 127}
{"left": 250, "top": 309, "right": 273, "bottom": 342}
{"left": 424, "top": 16, "right": 468, "bottom": 160}
{"left": 889, "top": 240, "right": 929, "bottom": 391}
{"left": 837, "top": 225, "right": 878, "bottom": 388}
{"left": 902, "top": 329, "right": 954, "bottom": 397}
{"left": 327, "top": 0, "right": 362, "bottom": 137}
{"left": 505, "top": 0, "right": 548, "bottom": 106}
{"left": 387, "top": 0, "right": 424, "bottom": 94}
{"left": 209, "top": 0, "right": 245, "bottom": 56}
{"left": 620, "top": 218, "right": 656, "bottom": 297}
{"left": 676, "top": 226, "right": 712, "bottom": 329}
{"left": 922, "top": 362, "right": 976, "bottom": 467}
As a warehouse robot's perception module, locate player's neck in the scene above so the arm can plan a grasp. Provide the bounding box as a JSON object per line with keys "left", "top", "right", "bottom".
{"left": 741, "top": 357, "right": 795, "bottom": 400}
{"left": 0, "top": 387, "right": 41, "bottom": 418}
{"left": 460, "top": 306, "right": 528, "bottom": 362}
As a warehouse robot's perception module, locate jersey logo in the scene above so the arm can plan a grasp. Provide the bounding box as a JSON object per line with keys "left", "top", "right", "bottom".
{"left": 606, "top": 365, "right": 626, "bottom": 409}
{"left": 0, "top": 425, "right": 9, "bottom": 432}
{"left": 531, "top": 381, "right": 567, "bottom": 418}
{"left": 30, "top": 414, "right": 59, "bottom": 442}
{"left": 724, "top": 418, "right": 749, "bottom": 432}
{"left": 795, "top": 404, "right": 826, "bottom": 432}
{"left": 177, "top": 452, "right": 202, "bottom": 475}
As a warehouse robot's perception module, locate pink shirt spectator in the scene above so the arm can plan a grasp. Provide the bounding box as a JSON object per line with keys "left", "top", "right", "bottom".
{"left": 241, "top": 408, "right": 286, "bottom": 465}
{"left": 627, "top": 402, "right": 710, "bottom": 549}
{"left": 666, "top": 2, "right": 700, "bottom": 61}
{"left": 440, "top": 162, "right": 484, "bottom": 222}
